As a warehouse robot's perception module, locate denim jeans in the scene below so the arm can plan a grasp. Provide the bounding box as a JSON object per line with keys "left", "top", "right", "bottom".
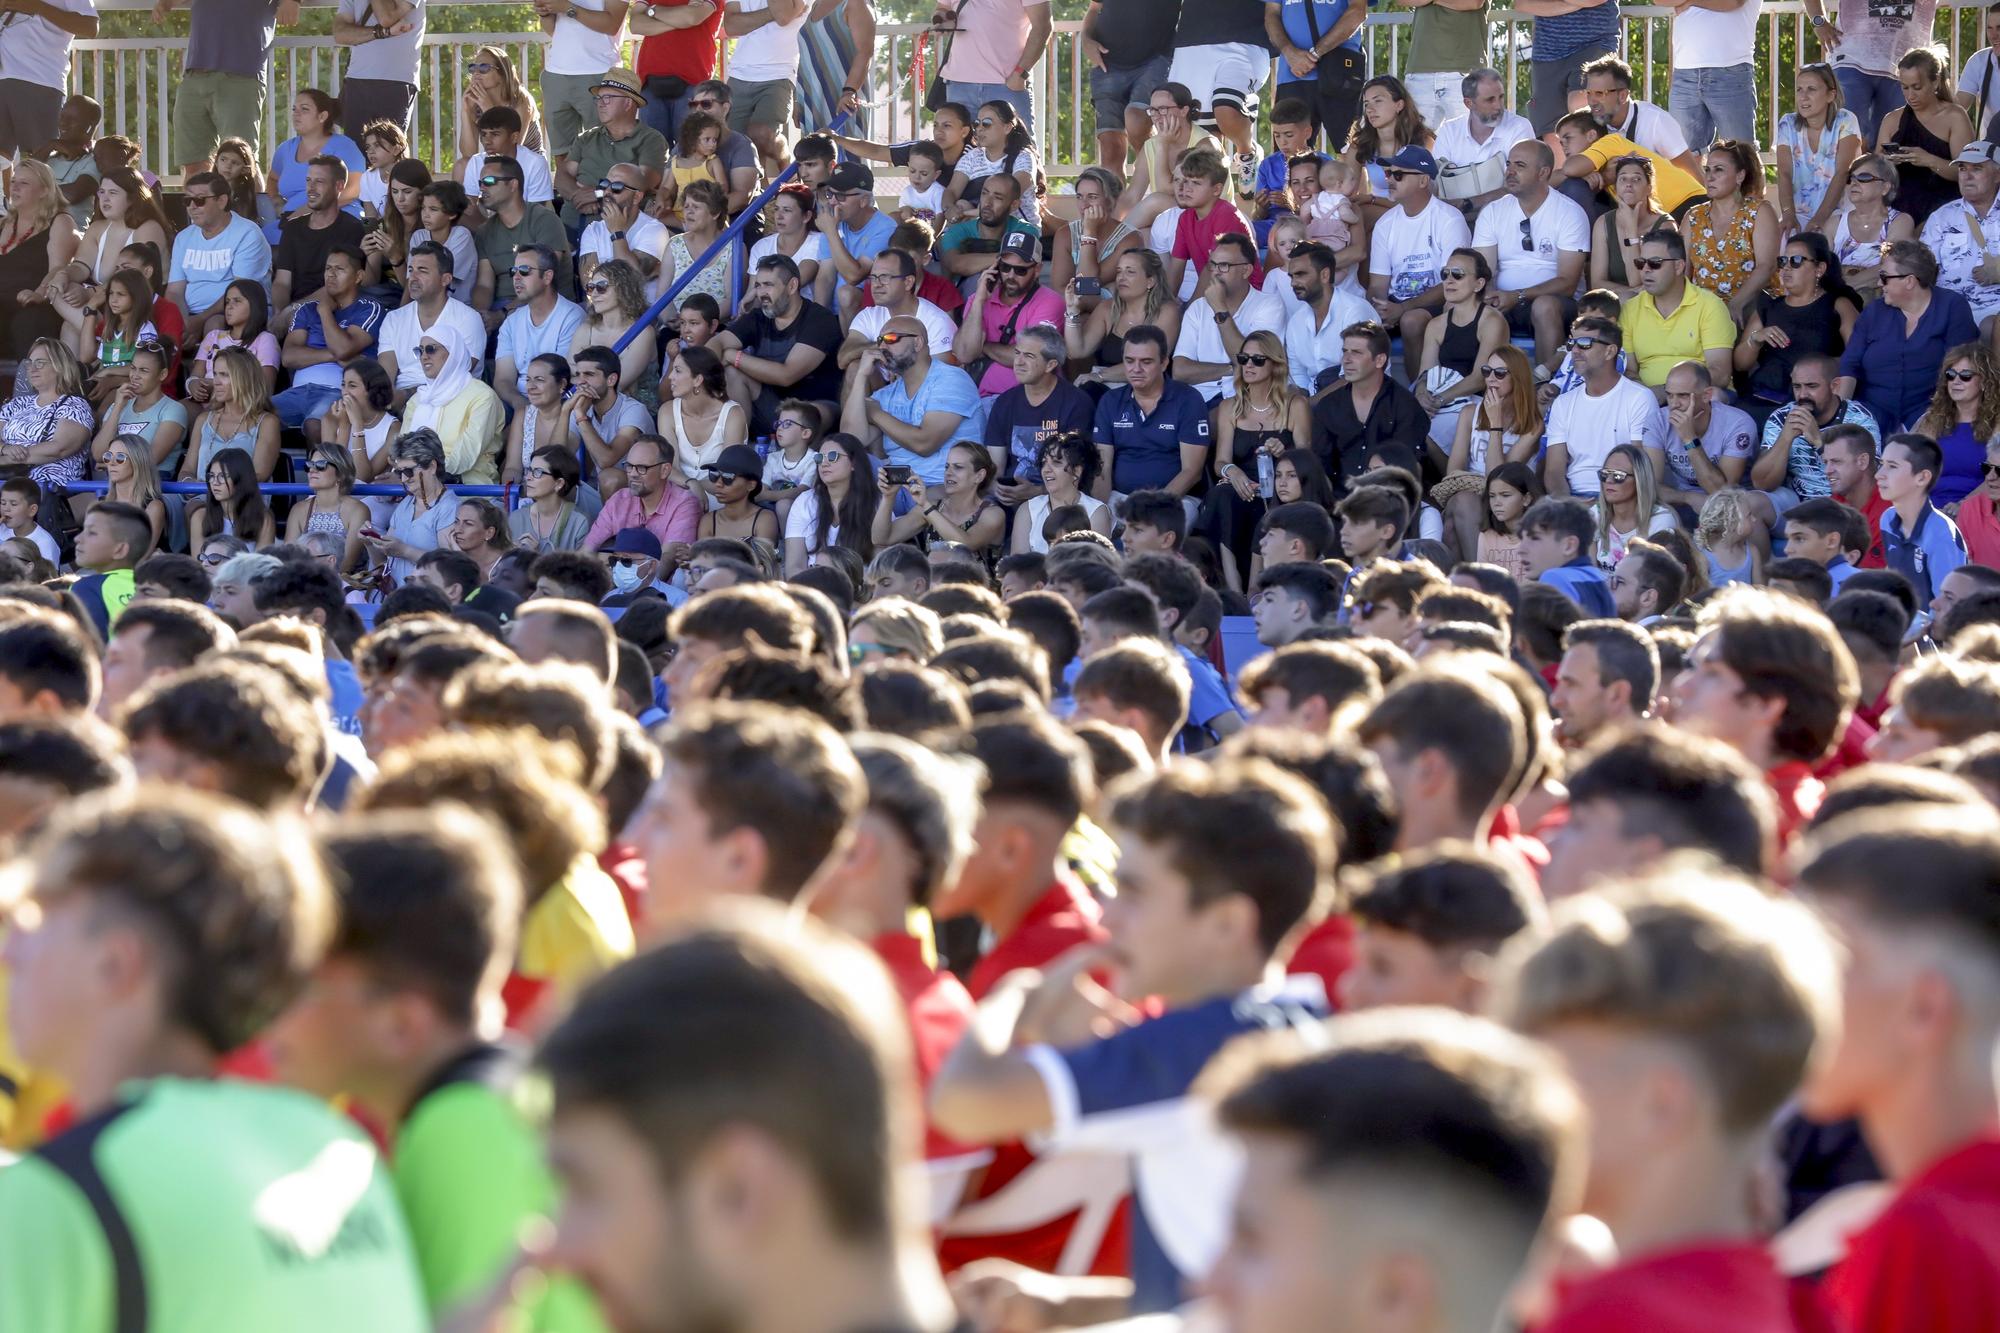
{"left": 1669, "top": 64, "right": 1758, "bottom": 151}
{"left": 272, "top": 382, "right": 341, "bottom": 431}
{"left": 946, "top": 80, "right": 1033, "bottom": 133}
{"left": 640, "top": 76, "right": 697, "bottom": 147}
{"left": 1836, "top": 66, "right": 1904, "bottom": 148}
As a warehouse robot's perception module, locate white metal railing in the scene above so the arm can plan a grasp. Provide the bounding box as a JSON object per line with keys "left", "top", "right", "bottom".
{"left": 63, "top": 0, "right": 2000, "bottom": 186}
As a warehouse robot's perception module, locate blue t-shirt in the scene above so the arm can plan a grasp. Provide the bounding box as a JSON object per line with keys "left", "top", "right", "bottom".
{"left": 1030, "top": 981, "right": 1329, "bottom": 1314}
{"left": 289, "top": 296, "right": 385, "bottom": 388}
{"left": 1093, "top": 381, "right": 1212, "bottom": 495}
{"left": 1176, "top": 643, "right": 1241, "bottom": 752}
{"left": 265, "top": 134, "right": 370, "bottom": 242}
{"left": 1533, "top": 3, "right": 1621, "bottom": 60}
{"left": 872, "top": 363, "right": 984, "bottom": 484}
{"left": 495, "top": 297, "right": 587, "bottom": 398}
{"left": 837, "top": 209, "right": 898, "bottom": 294}
{"left": 1882, "top": 502, "right": 1969, "bottom": 605}
{"left": 1540, "top": 558, "right": 1616, "bottom": 616}
{"left": 170, "top": 215, "right": 272, "bottom": 313}
{"left": 324, "top": 658, "right": 365, "bottom": 737}
{"left": 1265, "top": 0, "right": 1362, "bottom": 83}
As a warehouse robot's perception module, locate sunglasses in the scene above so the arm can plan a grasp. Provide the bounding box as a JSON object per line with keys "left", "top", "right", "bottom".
{"left": 688, "top": 99, "right": 720, "bottom": 110}
{"left": 1440, "top": 267, "right": 1472, "bottom": 281}
{"left": 466, "top": 61, "right": 496, "bottom": 73}
{"left": 1354, "top": 600, "right": 1380, "bottom": 619}
{"left": 185, "top": 192, "right": 219, "bottom": 205}
{"left": 199, "top": 552, "right": 228, "bottom": 566}
{"left": 1881, "top": 270, "right": 1916, "bottom": 283}
{"left": 975, "top": 118, "right": 997, "bottom": 128}
{"left": 596, "top": 180, "right": 635, "bottom": 194}
{"left": 1634, "top": 257, "right": 1671, "bottom": 271}
{"left": 478, "top": 175, "right": 517, "bottom": 187}
{"left": 1850, "top": 172, "right": 1885, "bottom": 184}
{"left": 877, "top": 330, "right": 918, "bottom": 345}
{"left": 1237, "top": 352, "right": 1271, "bottom": 366}
{"left": 104, "top": 451, "right": 131, "bottom": 465}
{"left": 998, "top": 262, "right": 1037, "bottom": 275}
{"left": 509, "top": 265, "right": 544, "bottom": 278}
{"left": 1597, "top": 468, "right": 1634, "bottom": 484}
{"left": 418, "top": 344, "right": 445, "bottom": 357}
{"left": 1381, "top": 169, "right": 1414, "bottom": 182}
{"left": 1484, "top": 364, "right": 1510, "bottom": 379}
{"left": 850, "top": 642, "right": 899, "bottom": 663}
{"left": 391, "top": 465, "right": 420, "bottom": 479}
{"left": 584, "top": 279, "right": 612, "bottom": 294}
{"left": 1569, "top": 335, "right": 1605, "bottom": 349}
{"left": 1518, "top": 217, "right": 1534, "bottom": 251}
{"left": 1947, "top": 368, "right": 1982, "bottom": 382}
{"left": 304, "top": 458, "right": 335, "bottom": 472}
{"left": 1777, "top": 254, "right": 1815, "bottom": 269}
{"left": 1983, "top": 462, "right": 2000, "bottom": 478}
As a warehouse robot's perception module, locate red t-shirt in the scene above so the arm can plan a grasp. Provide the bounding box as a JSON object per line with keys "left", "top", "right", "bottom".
{"left": 1824, "top": 1137, "right": 2000, "bottom": 1333}
{"left": 635, "top": 0, "right": 723, "bottom": 82}
{"left": 1816, "top": 713, "right": 1877, "bottom": 782}
{"left": 1767, "top": 760, "right": 1825, "bottom": 851}
{"left": 1837, "top": 487, "right": 1891, "bottom": 569}
{"left": 597, "top": 842, "right": 646, "bottom": 927}
{"left": 940, "top": 877, "right": 1129, "bottom": 1277}
{"left": 1286, "top": 914, "right": 1354, "bottom": 1008}
{"left": 869, "top": 931, "right": 978, "bottom": 1164}
{"left": 1543, "top": 1242, "right": 1838, "bottom": 1333}
{"left": 1172, "top": 200, "right": 1256, "bottom": 285}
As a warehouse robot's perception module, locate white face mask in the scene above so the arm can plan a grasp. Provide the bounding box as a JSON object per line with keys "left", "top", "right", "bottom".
{"left": 610, "top": 561, "right": 645, "bottom": 592}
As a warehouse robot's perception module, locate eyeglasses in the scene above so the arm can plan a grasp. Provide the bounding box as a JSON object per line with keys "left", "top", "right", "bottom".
{"left": 1947, "top": 368, "right": 1982, "bottom": 383}
{"left": 304, "top": 458, "right": 334, "bottom": 472}
{"left": 1569, "top": 335, "right": 1604, "bottom": 349}
{"left": 593, "top": 92, "right": 633, "bottom": 104}
{"left": 1634, "top": 257, "right": 1671, "bottom": 271}
{"left": 1597, "top": 468, "right": 1634, "bottom": 484}
{"left": 1210, "top": 259, "right": 1251, "bottom": 270}
{"left": 1518, "top": 217, "right": 1534, "bottom": 251}
{"left": 1485, "top": 364, "right": 1510, "bottom": 378}
{"left": 596, "top": 180, "right": 635, "bottom": 194}
{"left": 391, "top": 465, "right": 420, "bottom": 479}
{"left": 1145, "top": 106, "right": 1179, "bottom": 119}
{"left": 1880, "top": 270, "right": 1917, "bottom": 283}
{"left": 584, "top": 279, "right": 612, "bottom": 294}
{"left": 524, "top": 465, "right": 554, "bottom": 479}
{"left": 1236, "top": 352, "right": 1271, "bottom": 366}
{"left": 626, "top": 460, "right": 665, "bottom": 473}
{"left": 775, "top": 417, "right": 807, "bottom": 431}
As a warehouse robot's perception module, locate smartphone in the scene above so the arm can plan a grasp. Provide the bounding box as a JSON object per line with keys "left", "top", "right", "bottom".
{"left": 1074, "top": 277, "right": 1101, "bottom": 298}
{"left": 882, "top": 464, "right": 913, "bottom": 485}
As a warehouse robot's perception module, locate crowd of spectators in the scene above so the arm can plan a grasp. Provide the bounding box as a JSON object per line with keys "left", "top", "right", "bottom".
{"left": 0, "top": 1, "right": 1990, "bottom": 1332}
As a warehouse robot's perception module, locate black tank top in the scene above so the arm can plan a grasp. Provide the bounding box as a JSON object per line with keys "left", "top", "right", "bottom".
{"left": 1437, "top": 305, "right": 1482, "bottom": 377}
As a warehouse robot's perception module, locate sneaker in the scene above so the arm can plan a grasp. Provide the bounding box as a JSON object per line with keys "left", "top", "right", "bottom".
{"left": 1232, "top": 150, "right": 1259, "bottom": 198}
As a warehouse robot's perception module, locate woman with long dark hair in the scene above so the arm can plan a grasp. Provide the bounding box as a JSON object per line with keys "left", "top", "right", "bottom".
{"left": 364, "top": 158, "right": 432, "bottom": 298}
{"left": 946, "top": 100, "right": 1042, "bottom": 226}
{"left": 1914, "top": 341, "right": 2000, "bottom": 506}
{"left": 190, "top": 446, "right": 275, "bottom": 549}
{"left": 784, "top": 431, "right": 876, "bottom": 576}
{"left": 658, "top": 345, "right": 746, "bottom": 502}
{"left": 1735, "top": 231, "right": 1862, "bottom": 410}
{"left": 1344, "top": 76, "right": 1432, "bottom": 224}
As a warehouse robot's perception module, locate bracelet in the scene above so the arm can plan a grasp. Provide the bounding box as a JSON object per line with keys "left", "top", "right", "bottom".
{"left": 1079, "top": 234, "right": 1099, "bottom": 246}
{"left": 732, "top": 350, "right": 744, "bottom": 368}
{"left": 925, "top": 501, "right": 944, "bottom": 516}
{"left": 842, "top": 85, "right": 859, "bottom": 95}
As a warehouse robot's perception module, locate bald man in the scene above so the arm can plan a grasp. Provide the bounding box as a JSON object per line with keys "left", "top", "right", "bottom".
{"left": 839, "top": 314, "right": 984, "bottom": 487}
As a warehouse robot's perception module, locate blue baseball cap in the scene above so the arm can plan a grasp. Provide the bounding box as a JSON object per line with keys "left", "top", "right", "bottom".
{"left": 1388, "top": 145, "right": 1440, "bottom": 179}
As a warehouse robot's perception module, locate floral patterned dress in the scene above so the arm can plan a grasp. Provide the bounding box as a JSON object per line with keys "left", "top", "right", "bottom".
{"left": 1686, "top": 198, "right": 1760, "bottom": 304}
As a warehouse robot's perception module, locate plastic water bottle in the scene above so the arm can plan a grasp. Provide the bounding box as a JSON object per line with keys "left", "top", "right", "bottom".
{"left": 1257, "top": 452, "right": 1276, "bottom": 500}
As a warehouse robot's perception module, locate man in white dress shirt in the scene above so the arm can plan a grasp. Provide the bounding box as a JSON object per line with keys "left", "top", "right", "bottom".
{"left": 1431, "top": 69, "right": 1535, "bottom": 213}
{"left": 1174, "top": 232, "right": 1286, "bottom": 404}
{"left": 1283, "top": 241, "right": 1377, "bottom": 399}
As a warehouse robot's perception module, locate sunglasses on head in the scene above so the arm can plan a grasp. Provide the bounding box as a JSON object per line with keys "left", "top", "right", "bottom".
{"left": 1948, "top": 368, "right": 1982, "bottom": 382}
{"left": 1597, "top": 468, "right": 1634, "bottom": 484}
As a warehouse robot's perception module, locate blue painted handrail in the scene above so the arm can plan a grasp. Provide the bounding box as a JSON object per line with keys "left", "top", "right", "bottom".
{"left": 612, "top": 112, "right": 853, "bottom": 355}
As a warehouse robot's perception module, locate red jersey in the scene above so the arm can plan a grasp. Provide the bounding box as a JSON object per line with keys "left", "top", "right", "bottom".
{"left": 1767, "top": 761, "right": 1825, "bottom": 851}
{"left": 1543, "top": 1241, "right": 1839, "bottom": 1333}
{"left": 1816, "top": 714, "right": 1877, "bottom": 782}
{"left": 1285, "top": 914, "right": 1354, "bottom": 1009}
{"left": 597, "top": 842, "right": 646, "bottom": 927}
{"left": 939, "top": 877, "right": 1129, "bottom": 1278}
{"left": 634, "top": 0, "right": 722, "bottom": 82}
{"left": 1837, "top": 488, "right": 1890, "bottom": 569}
{"left": 1172, "top": 200, "right": 1258, "bottom": 287}
{"left": 869, "top": 930, "right": 978, "bottom": 1164}
{"left": 1824, "top": 1137, "right": 2000, "bottom": 1333}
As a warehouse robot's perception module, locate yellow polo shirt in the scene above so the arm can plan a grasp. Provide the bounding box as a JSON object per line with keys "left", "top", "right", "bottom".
{"left": 1620, "top": 283, "right": 1737, "bottom": 387}
{"left": 1580, "top": 131, "right": 1705, "bottom": 212}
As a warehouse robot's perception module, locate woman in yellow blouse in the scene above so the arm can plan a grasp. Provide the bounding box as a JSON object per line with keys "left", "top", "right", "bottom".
{"left": 401, "top": 324, "right": 504, "bottom": 484}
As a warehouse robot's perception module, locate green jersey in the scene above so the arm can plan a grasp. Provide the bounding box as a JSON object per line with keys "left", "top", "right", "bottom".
{"left": 395, "top": 1044, "right": 604, "bottom": 1331}
{"left": 0, "top": 1078, "right": 429, "bottom": 1332}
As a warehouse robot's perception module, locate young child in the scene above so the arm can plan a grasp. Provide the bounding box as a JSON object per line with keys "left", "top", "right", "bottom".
{"left": 1781, "top": 496, "right": 1867, "bottom": 595}
{"left": 412, "top": 182, "right": 479, "bottom": 304}
{"left": 761, "top": 399, "right": 823, "bottom": 522}
{"left": 356, "top": 119, "right": 406, "bottom": 217}
{"left": 1168, "top": 150, "right": 1252, "bottom": 296}
{"left": 1306, "top": 157, "right": 1362, "bottom": 265}
{"left": 1340, "top": 845, "right": 1542, "bottom": 1014}
{"left": 1877, "top": 430, "right": 1970, "bottom": 605}
{"left": 213, "top": 135, "right": 263, "bottom": 226}
{"left": 1120, "top": 489, "right": 1187, "bottom": 556}
{"left": 1479, "top": 460, "right": 1543, "bottom": 583}
{"left": 1254, "top": 100, "right": 1318, "bottom": 224}
{"left": 666, "top": 110, "right": 730, "bottom": 228}
{"left": 1520, "top": 496, "right": 1616, "bottom": 615}
{"left": 80, "top": 269, "right": 157, "bottom": 406}
{"left": 897, "top": 141, "right": 948, "bottom": 222}
{"left": 1695, "top": 488, "right": 1762, "bottom": 590}
{"left": 0, "top": 478, "right": 59, "bottom": 566}
{"left": 1496, "top": 872, "right": 1841, "bottom": 1333}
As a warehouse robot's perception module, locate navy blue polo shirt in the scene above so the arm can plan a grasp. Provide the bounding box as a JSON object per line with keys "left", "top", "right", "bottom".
{"left": 1093, "top": 380, "right": 1212, "bottom": 496}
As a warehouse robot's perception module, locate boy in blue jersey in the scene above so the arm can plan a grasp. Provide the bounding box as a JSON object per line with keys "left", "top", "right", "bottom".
{"left": 1519, "top": 496, "right": 1616, "bottom": 616}
{"left": 932, "top": 758, "right": 1336, "bottom": 1319}
{"left": 1077, "top": 583, "right": 1239, "bottom": 754}
{"left": 1877, "top": 432, "right": 1970, "bottom": 605}
{"left": 1072, "top": 636, "right": 1192, "bottom": 766}
{"left": 1124, "top": 552, "right": 1247, "bottom": 747}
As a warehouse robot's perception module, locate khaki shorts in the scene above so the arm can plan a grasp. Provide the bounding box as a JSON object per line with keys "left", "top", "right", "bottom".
{"left": 542, "top": 70, "right": 600, "bottom": 159}
{"left": 726, "top": 76, "right": 795, "bottom": 136}
{"left": 173, "top": 69, "right": 264, "bottom": 167}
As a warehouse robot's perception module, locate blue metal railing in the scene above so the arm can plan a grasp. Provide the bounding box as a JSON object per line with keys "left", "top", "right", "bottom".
{"left": 63, "top": 481, "right": 511, "bottom": 499}
{"left": 613, "top": 113, "right": 853, "bottom": 357}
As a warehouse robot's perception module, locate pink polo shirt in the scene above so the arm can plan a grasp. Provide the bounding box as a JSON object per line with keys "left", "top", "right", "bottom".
{"left": 976, "top": 285, "right": 1066, "bottom": 396}
{"left": 584, "top": 482, "right": 701, "bottom": 551}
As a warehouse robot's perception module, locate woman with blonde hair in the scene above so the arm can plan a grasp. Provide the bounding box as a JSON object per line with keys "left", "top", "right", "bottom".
{"left": 1776, "top": 63, "right": 1864, "bottom": 240}
{"left": 571, "top": 258, "right": 659, "bottom": 405}
{"left": 181, "top": 345, "right": 281, "bottom": 481}
{"left": 99, "top": 431, "right": 167, "bottom": 548}
{"left": 284, "top": 439, "right": 373, "bottom": 572}
{"left": 1199, "top": 330, "right": 1311, "bottom": 580}
{"left": 1592, "top": 442, "right": 1678, "bottom": 567}
{"left": 849, "top": 597, "right": 945, "bottom": 664}
{"left": 1914, "top": 341, "right": 2000, "bottom": 505}
{"left": 0, "top": 160, "right": 82, "bottom": 356}
{"left": 456, "top": 46, "right": 545, "bottom": 163}
{"left": 1067, "top": 247, "right": 1181, "bottom": 393}
{"left": 1439, "top": 344, "right": 1544, "bottom": 560}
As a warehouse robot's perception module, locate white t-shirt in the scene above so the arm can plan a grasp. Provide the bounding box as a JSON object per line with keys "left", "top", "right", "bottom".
{"left": 1433, "top": 111, "right": 1535, "bottom": 167}
{"left": 747, "top": 231, "right": 829, "bottom": 284}
{"left": 1612, "top": 99, "right": 1692, "bottom": 162}
{"left": 899, "top": 181, "right": 947, "bottom": 215}
{"left": 496, "top": 295, "right": 586, "bottom": 396}
{"left": 1672, "top": 0, "right": 1762, "bottom": 68}
{"left": 1547, "top": 376, "right": 1659, "bottom": 493}
{"left": 764, "top": 446, "right": 818, "bottom": 490}
{"left": 581, "top": 212, "right": 672, "bottom": 297}
{"left": 1368, "top": 196, "right": 1472, "bottom": 304}
{"left": 1173, "top": 285, "right": 1286, "bottom": 402}
{"left": 358, "top": 169, "right": 389, "bottom": 215}
{"left": 784, "top": 489, "right": 839, "bottom": 550}
{"left": 340, "top": 0, "right": 424, "bottom": 83}
{"left": 727, "top": 0, "right": 809, "bottom": 82}
{"left": 0, "top": 0, "right": 92, "bottom": 86}
{"left": 0, "top": 524, "right": 59, "bottom": 565}
{"left": 1966, "top": 48, "right": 2000, "bottom": 128}
{"left": 1472, "top": 190, "right": 1590, "bottom": 292}
{"left": 463, "top": 147, "right": 554, "bottom": 204}
{"left": 546, "top": 0, "right": 622, "bottom": 76}
{"left": 1150, "top": 208, "right": 1201, "bottom": 302}
{"left": 851, "top": 299, "right": 960, "bottom": 358}
{"left": 378, "top": 297, "right": 488, "bottom": 387}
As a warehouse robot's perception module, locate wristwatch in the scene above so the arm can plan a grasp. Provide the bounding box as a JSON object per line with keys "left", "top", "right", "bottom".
{"left": 565, "top": 4, "right": 578, "bottom": 16}
{"left": 643, "top": 2, "right": 657, "bottom": 15}
{"left": 371, "top": 22, "right": 389, "bottom": 38}
{"left": 610, "top": 229, "right": 627, "bottom": 240}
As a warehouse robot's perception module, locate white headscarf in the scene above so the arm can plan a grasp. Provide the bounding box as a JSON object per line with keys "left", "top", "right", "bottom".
{"left": 404, "top": 322, "right": 475, "bottom": 434}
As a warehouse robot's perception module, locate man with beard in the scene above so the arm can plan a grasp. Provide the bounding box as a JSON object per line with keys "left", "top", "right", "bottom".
{"left": 956, "top": 231, "right": 1067, "bottom": 397}
{"left": 1281, "top": 240, "right": 1375, "bottom": 399}
{"left": 270, "top": 156, "right": 367, "bottom": 319}
{"left": 1432, "top": 69, "right": 1535, "bottom": 213}
{"left": 841, "top": 316, "right": 984, "bottom": 486}
{"left": 840, "top": 248, "right": 961, "bottom": 372}
{"left": 1755, "top": 353, "right": 1882, "bottom": 507}
{"left": 1606, "top": 537, "right": 1687, "bottom": 625}
{"left": 471, "top": 153, "right": 575, "bottom": 331}
{"left": 712, "top": 254, "right": 845, "bottom": 436}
